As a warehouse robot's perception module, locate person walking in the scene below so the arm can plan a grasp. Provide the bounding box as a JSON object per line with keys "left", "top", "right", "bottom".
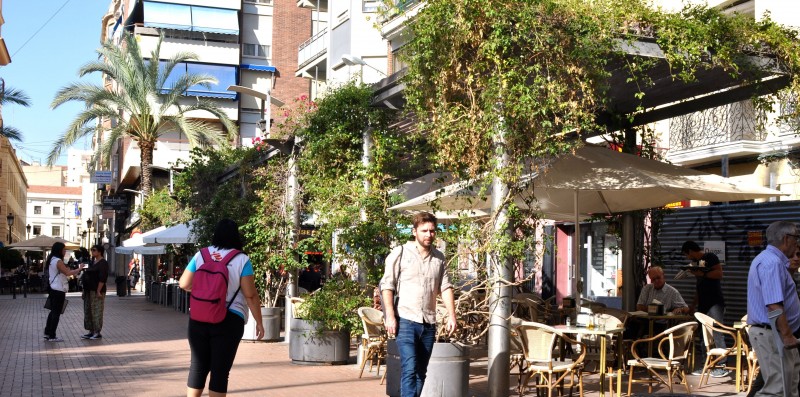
{"left": 380, "top": 212, "right": 457, "bottom": 397}
{"left": 179, "top": 219, "right": 264, "bottom": 397}
{"left": 81, "top": 245, "right": 108, "bottom": 340}
{"left": 44, "top": 242, "right": 82, "bottom": 342}
{"left": 128, "top": 258, "right": 140, "bottom": 292}
{"left": 747, "top": 221, "right": 800, "bottom": 397}
{"left": 682, "top": 240, "right": 729, "bottom": 377}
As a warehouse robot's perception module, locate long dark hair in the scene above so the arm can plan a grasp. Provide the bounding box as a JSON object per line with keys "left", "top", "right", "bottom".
{"left": 45, "top": 242, "right": 66, "bottom": 266}
{"left": 211, "top": 219, "right": 243, "bottom": 250}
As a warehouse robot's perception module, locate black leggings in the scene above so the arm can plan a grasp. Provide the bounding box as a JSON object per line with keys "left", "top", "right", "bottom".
{"left": 187, "top": 311, "right": 245, "bottom": 393}
{"left": 44, "top": 290, "right": 66, "bottom": 338}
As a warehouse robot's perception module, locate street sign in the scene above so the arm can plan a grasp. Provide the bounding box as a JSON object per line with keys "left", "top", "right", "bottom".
{"left": 91, "top": 171, "right": 113, "bottom": 184}
{"left": 102, "top": 195, "right": 128, "bottom": 210}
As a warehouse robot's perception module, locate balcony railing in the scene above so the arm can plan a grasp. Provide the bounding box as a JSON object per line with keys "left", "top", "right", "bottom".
{"left": 669, "top": 100, "right": 767, "bottom": 151}
{"left": 297, "top": 28, "right": 328, "bottom": 68}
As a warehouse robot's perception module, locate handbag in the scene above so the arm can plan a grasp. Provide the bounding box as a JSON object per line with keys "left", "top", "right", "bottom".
{"left": 44, "top": 296, "right": 69, "bottom": 314}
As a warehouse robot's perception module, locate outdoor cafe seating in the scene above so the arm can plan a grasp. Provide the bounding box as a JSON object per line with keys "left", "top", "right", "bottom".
{"left": 517, "top": 321, "right": 586, "bottom": 397}
{"left": 626, "top": 322, "right": 697, "bottom": 396}
{"left": 357, "top": 307, "right": 387, "bottom": 379}
{"left": 694, "top": 312, "right": 738, "bottom": 388}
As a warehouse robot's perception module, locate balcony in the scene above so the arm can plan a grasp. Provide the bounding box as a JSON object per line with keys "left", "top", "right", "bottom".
{"left": 296, "top": 28, "right": 328, "bottom": 78}
{"left": 666, "top": 99, "right": 800, "bottom": 166}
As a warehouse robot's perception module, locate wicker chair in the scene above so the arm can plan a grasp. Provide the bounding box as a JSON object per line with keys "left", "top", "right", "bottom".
{"left": 740, "top": 315, "right": 759, "bottom": 393}
{"left": 357, "top": 307, "right": 387, "bottom": 378}
{"left": 627, "top": 322, "right": 697, "bottom": 396}
{"left": 694, "top": 312, "right": 738, "bottom": 387}
{"left": 518, "top": 321, "right": 586, "bottom": 397}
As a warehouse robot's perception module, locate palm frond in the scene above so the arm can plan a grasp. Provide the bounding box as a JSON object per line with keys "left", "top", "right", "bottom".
{"left": 0, "top": 126, "right": 24, "bottom": 141}
{"left": 0, "top": 86, "right": 32, "bottom": 107}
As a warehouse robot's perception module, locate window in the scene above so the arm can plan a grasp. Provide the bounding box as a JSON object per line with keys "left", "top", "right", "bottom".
{"left": 33, "top": 225, "right": 41, "bottom": 236}
{"left": 52, "top": 226, "right": 61, "bottom": 237}
{"left": 243, "top": 43, "right": 271, "bottom": 60}
{"left": 53, "top": 207, "right": 61, "bottom": 216}
{"left": 246, "top": 0, "right": 272, "bottom": 4}
{"left": 158, "top": 60, "right": 238, "bottom": 99}
{"left": 142, "top": 1, "right": 239, "bottom": 35}
{"left": 34, "top": 206, "right": 42, "bottom": 215}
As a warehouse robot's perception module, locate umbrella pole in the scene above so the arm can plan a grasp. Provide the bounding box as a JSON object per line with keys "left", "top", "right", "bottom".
{"left": 573, "top": 190, "right": 581, "bottom": 307}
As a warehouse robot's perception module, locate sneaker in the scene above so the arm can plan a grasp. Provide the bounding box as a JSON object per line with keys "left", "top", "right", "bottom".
{"left": 80, "top": 333, "right": 93, "bottom": 339}
{"left": 47, "top": 337, "right": 64, "bottom": 342}
{"left": 690, "top": 369, "right": 704, "bottom": 376}
{"left": 710, "top": 368, "right": 730, "bottom": 378}
{"left": 89, "top": 333, "right": 102, "bottom": 340}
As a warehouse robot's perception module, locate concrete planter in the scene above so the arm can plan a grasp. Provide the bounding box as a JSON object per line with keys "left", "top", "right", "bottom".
{"left": 243, "top": 307, "right": 283, "bottom": 341}
{"left": 289, "top": 318, "right": 350, "bottom": 365}
{"left": 386, "top": 340, "right": 470, "bottom": 397}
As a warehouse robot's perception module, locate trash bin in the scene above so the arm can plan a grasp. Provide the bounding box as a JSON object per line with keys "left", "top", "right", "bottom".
{"left": 115, "top": 276, "right": 127, "bottom": 297}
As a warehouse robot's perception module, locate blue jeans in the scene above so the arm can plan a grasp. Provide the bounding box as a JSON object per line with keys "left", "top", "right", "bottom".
{"left": 397, "top": 317, "right": 436, "bottom": 397}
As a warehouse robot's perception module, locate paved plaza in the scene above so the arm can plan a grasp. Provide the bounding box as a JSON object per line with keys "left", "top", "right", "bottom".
{"left": 0, "top": 284, "right": 745, "bottom": 396}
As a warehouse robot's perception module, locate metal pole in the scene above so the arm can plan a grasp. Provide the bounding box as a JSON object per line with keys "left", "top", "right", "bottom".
{"left": 487, "top": 121, "right": 510, "bottom": 397}
{"left": 622, "top": 214, "right": 635, "bottom": 311}
{"left": 284, "top": 147, "right": 300, "bottom": 343}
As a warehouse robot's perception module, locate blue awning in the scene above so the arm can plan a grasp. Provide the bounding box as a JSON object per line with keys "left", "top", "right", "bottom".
{"left": 143, "top": 1, "right": 192, "bottom": 31}
{"left": 142, "top": 1, "right": 238, "bottom": 35}
{"left": 240, "top": 64, "right": 277, "bottom": 73}
{"left": 191, "top": 6, "right": 239, "bottom": 35}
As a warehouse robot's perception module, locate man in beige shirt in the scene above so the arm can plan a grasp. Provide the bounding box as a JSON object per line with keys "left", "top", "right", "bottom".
{"left": 381, "top": 212, "right": 457, "bottom": 397}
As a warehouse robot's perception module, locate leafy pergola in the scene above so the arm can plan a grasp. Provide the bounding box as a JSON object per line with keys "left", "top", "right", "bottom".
{"left": 373, "top": 0, "right": 800, "bottom": 395}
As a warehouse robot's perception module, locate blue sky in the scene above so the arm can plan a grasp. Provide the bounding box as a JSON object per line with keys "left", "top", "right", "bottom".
{"left": 2, "top": 0, "right": 111, "bottom": 165}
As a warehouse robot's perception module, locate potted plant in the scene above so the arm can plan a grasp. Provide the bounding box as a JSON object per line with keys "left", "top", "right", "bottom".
{"left": 289, "top": 277, "right": 371, "bottom": 365}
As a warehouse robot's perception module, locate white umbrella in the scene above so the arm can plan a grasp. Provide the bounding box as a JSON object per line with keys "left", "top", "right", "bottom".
{"left": 390, "top": 145, "right": 784, "bottom": 218}
{"left": 390, "top": 144, "right": 786, "bottom": 300}
{"left": 116, "top": 227, "right": 167, "bottom": 255}
{"left": 141, "top": 220, "right": 198, "bottom": 244}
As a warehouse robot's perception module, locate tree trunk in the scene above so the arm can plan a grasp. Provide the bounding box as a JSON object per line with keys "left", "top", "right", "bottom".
{"left": 139, "top": 140, "right": 155, "bottom": 197}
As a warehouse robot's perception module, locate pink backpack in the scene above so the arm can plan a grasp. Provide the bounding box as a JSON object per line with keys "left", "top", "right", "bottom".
{"left": 190, "top": 248, "right": 241, "bottom": 324}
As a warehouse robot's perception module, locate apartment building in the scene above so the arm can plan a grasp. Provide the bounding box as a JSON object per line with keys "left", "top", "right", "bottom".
{"left": 97, "top": 0, "right": 310, "bottom": 231}
{"left": 657, "top": 0, "right": 800, "bottom": 201}
{"left": 296, "top": 0, "right": 388, "bottom": 99}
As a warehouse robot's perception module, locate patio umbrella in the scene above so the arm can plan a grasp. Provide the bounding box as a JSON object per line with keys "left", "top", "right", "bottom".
{"left": 390, "top": 145, "right": 784, "bottom": 218}
{"left": 141, "top": 220, "right": 198, "bottom": 244}
{"left": 116, "top": 227, "right": 167, "bottom": 255}
{"left": 390, "top": 144, "right": 785, "bottom": 300}
{"left": 8, "top": 235, "right": 81, "bottom": 251}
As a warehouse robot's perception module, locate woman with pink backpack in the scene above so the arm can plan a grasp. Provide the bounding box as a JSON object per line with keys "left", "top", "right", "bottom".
{"left": 179, "top": 219, "right": 264, "bottom": 397}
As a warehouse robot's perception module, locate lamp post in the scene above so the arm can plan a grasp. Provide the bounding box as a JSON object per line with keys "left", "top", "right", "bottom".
{"left": 6, "top": 213, "right": 14, "bottom": 244}
{"left": 26, "top": 224, "right": 31, "bottom": 240}
{"left": 226, "top": 85, "right": 285, "bottom": 141}
{"left": 81, "top": 231, "right": 87, "bottom": 249}
{"left": 86, "top": 219, "right": 93, "bottom": 249}
{"left": 341, "top": 54, "right": 387, "bottom": 84}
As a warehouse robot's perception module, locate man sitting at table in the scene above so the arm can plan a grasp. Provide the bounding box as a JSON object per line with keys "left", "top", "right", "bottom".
{"left": 636, "top": 266, "right": 690, "bottom": 315}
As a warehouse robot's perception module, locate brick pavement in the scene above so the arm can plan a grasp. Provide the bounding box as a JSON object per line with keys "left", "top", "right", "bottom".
{"left": 0, "top": 286, "right": 745, "bottom": 396}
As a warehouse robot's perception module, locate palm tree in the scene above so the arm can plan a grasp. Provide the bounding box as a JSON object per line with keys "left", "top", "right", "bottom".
{"left": 47, "top": 33, "right": 238, "bottom": 195}
{"left": 0, "top": 86, "right": 32, "bottom": 142}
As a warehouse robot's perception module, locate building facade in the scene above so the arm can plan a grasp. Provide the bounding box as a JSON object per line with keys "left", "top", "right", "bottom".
{"left": 296, "top": 0, "right": 388, "bottom": 99}
{"left": 0, "top": 135, "right": 27, "bottom": 245}
{"left": 96, "top": 0, "right": 311, "bottom": 234}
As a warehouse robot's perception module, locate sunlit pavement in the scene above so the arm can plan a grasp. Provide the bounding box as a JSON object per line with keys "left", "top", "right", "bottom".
{"left": 0, "top": 285, "right": 744, "bottom": 396}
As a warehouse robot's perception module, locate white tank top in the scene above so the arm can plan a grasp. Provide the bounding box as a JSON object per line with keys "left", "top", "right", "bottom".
{"left": 49, "top": 257, "right": 69, "bottom": 292}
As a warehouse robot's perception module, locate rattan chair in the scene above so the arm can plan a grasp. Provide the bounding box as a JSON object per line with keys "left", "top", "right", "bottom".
{"left": 740, "top": 314, "right": 759, "bottom": 393}
{"left": 357, "top": 307, "right": 387, "bottom": 378}
{"left": 627, "top": 321, "right": 697, "bottom": 396}
{"left": 518, "top": 321, "right": 586, "bottom": 397}
{"left": 694, "top": 312, "right": 738, "bottom": 387}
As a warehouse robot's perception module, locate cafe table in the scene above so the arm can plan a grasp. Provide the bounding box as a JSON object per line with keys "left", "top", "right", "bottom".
{"left": 553, "top": 324, "right": 625, "bottom": 397}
